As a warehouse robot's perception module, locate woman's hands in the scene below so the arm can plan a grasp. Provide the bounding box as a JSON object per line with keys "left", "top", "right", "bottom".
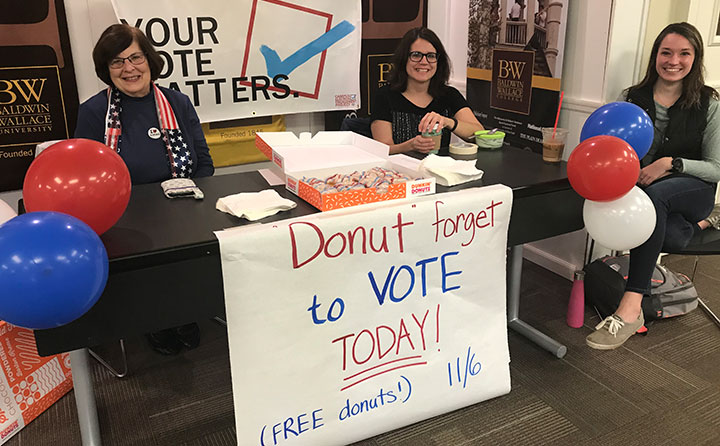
{"left": 638, "top": 157, "right": 672, "bottom": 186}
{"left": 372, "top": 108, "right": 484, "bottom": 155}
{"left": 420, "top": 108, "right": 484, "bottom": 140}
{"left": 407, "top": 134, "right": 437, "bottom": 153}
{"left": 371, "top": 119, "right": 436, "bottom": 154}
{"left": 418, "top": 112, "right": 451, "bottom": 134}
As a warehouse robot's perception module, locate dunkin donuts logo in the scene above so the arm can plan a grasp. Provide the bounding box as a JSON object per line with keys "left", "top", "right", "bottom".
{"left": 272, "top": 152, "right": 283, "bottom": 169}
{"left": 411, "top": 181, "right": 432, "bottom": 195}
{"left": 287, "top": 177, "right": 297, "bottom": 191}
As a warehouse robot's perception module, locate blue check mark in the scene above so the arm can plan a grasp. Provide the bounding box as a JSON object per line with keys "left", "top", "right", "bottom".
{"left": 260, "top": 20, "right": 355, "bottom": 78}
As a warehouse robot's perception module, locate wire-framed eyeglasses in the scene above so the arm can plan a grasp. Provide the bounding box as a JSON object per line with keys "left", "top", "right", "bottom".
{"left": 409, "top": 51, "right": 438, "bottom": 63}
{"left": 109, "top": 52, "right": 147, "bottom": 69}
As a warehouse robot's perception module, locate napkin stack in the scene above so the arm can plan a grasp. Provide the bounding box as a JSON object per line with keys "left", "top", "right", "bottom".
{"left": 419, "top": 154, "right": 484, "bottom": 186}
{"left": 216, "top": 189, "right": 297, "bottom": 221}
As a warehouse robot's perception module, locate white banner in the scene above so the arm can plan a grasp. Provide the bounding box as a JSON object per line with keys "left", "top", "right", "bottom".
{"left": 111, "top": 0, "right": 361, "bottom": 122}
{"left": 216, "top": 186, "right": 513, "bottom": 446}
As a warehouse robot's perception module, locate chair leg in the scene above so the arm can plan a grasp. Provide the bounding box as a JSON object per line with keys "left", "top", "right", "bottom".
{"left": 698, "top": 298, "right": 720, "bottom": 329}
{"left": 685, "top": 256, "right": 720, "bottom": 328}
{"left": 689, "top": 255, "right": 700, "bottom": 282}
{"left": 88, "top": 339, "right": 129, "bottom": 378}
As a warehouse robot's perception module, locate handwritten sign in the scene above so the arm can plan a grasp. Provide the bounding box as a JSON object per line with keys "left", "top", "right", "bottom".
{"left": 216, "top": 185, "right": 513, "bottom": 446}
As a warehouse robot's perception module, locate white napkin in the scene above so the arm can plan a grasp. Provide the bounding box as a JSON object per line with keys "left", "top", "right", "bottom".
{"left": 35, "top": 140, "right": 62, "bottom": 157}
{"left": 419, "top": 154, "right": 484, "bottom": 186}
{"left": 216, "top": 189, "right": 297, "bottom": 221}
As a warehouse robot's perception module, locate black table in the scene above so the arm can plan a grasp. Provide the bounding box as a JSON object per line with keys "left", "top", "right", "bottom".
{"left": 34, "top": 146, "right": 583, "bottom": 445}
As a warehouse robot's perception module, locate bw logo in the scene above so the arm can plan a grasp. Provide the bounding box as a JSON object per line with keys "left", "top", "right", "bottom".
{"left": 0, "top": 79, "right": 47, "bottom": 104}
{"left": 497, "top": 61, "right": 525, "bottom": 79}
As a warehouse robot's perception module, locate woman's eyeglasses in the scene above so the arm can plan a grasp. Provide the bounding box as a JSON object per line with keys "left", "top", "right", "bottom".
{"left": 109, "top": 52, "right": 146, "bottom": 69}
{"left": 409, "top": 51, "right": 438, "bottom": 63}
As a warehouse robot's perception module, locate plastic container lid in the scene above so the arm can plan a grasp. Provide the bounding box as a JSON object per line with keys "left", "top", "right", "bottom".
{"left": 449, "top": 141, "right": 478, "bottom": 155}
{"left": 474, "top": 130, "right": 506, "bottom": 139}
{"left": 475, "top": 129, "right": 505, "bottom": 149}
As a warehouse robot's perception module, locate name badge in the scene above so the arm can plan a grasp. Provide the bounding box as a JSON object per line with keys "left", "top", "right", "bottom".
{"left": 148, "top": 127, "right": 161, "bottom": 139}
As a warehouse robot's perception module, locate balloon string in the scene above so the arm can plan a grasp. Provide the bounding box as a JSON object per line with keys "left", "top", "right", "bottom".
{"left": 553, "top": 91, "right": 564, "bottom": 138}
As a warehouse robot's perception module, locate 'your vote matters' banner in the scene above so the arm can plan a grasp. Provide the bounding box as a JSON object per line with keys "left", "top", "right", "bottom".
{"left": 111, "top": 0, "right": 361, "bottom": 122}
{"left": 216, "top": 186, "right": 513, "bottom": 446}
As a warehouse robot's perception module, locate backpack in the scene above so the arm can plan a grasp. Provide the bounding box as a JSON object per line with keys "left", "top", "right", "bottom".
{"left": 583, "top": 254, "right": 698, "bottom": 322}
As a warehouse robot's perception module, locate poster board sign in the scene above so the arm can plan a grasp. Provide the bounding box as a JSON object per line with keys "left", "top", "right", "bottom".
{"left": 467, "top": 0, "right": 568, "bottom": 153}
{"left": 0, "top": 0, "right": 80, "bottom": 192}
{"left": 216, "top": 186, "right": 513, "bottom": 445}
{"left": 111, "top": 0, "right": 362, "bottom": 123}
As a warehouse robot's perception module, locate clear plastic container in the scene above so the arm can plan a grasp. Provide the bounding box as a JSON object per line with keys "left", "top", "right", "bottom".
{"left": 422, "top": 129, "right": 442, "bottom": 155}
{"left": 474, "top": 130, "right": 505, "bottom": 149}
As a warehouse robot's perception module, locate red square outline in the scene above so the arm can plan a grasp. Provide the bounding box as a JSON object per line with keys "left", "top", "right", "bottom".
{"left": 241, "top": 0, "right": 333, "bottom": 100}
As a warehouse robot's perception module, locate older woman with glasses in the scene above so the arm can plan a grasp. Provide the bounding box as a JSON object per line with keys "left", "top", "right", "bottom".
{"left": 370, "top": 27, "right": 484, "bottom": 155}
{"left": 74, "top": 24, "right": 214, "bottom": 355}
{"left": 75, "top": 24, "right": 214, "bottom": 185}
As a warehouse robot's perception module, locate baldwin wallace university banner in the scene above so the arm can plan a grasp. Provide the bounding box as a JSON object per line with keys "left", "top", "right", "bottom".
{"left": 0, "top": 0, "right": 80, "bottom": 192}
{"left": 466, "top": 0, "right": 568, "bottom": 153}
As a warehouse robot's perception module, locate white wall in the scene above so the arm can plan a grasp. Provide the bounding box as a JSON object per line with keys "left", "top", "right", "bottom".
{"left": 688, "top": 0, "right": 720, "bottom": 88}
{"left": 641, "top": 0, "right": 690, "bottom": 74}
{"left": 428, "top": 0, "right": 470, "bottom": 94}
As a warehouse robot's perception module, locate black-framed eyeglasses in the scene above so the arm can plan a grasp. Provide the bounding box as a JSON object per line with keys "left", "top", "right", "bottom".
{"left": 409, "top": 51, "right": 438, "bottom": 63}
{"left": 109, "top": 52, "right": 146, "bottom": 69}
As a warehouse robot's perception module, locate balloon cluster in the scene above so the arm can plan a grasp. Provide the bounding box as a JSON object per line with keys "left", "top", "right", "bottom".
{"left": 0, "top": 139, "right": 131, "bottom": 329}
{"left": 569, "top": 102, "right": 656, "bottom": 251}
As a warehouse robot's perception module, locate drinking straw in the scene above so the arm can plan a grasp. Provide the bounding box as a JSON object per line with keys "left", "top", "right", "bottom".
{"left": 553, "top": 91, "right": 564, "bottom": 138}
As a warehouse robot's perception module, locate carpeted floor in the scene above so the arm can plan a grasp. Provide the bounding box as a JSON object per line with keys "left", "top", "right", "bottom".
{"left": 7, "top": 255, "right": 720, "bottom": 446}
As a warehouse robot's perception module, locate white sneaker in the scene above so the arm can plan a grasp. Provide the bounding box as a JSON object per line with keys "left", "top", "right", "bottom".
{"left": 705, "top": 204, "right": 720, "bottom": 230}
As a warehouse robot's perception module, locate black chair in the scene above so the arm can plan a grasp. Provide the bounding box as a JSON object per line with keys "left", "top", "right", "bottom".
{"left": 340, "top": 115, "right": 373, "bottom": 138}
{"left": 664, "top": 228, "right": 720, "bottom": 328}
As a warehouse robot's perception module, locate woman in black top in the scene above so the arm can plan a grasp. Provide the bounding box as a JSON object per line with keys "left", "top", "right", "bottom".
{"left": 370, "top": 27, "right": 484, "bottom": 155}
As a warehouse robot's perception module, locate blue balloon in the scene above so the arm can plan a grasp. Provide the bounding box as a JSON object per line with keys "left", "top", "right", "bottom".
{"left": 0, "top": 212, "right": 108, "bottom": 329}
{"left": 580, "top": 102, "right": 654, "bottom": 159}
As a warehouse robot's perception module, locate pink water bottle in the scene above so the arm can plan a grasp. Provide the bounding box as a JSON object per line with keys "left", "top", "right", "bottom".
{"left": 567, "top": 270, "right": 585, "bottom": 328}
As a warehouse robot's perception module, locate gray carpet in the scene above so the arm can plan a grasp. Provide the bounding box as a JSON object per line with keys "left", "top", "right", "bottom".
{"left": 7, "top": 255, "right": 720, "bottom": 445}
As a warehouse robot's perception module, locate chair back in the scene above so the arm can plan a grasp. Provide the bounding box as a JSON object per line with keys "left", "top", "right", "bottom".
{"left": 340, "top": 116, "right": 373, "bottom": 138}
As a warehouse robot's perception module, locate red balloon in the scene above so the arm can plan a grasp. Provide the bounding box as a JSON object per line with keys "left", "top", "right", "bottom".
{"left": 567, "top": 135, "right": 640, "bottom": 201}
{"left": 23, "top": 139, "right": 131, "bottom": 235}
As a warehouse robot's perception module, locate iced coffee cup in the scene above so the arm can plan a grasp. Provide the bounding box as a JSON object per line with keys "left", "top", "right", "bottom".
{"left": 422, "top": 129, "right": 442, "bottom": 155}
{"left": 541, "top": 127, "right": 568, "bottom": 163}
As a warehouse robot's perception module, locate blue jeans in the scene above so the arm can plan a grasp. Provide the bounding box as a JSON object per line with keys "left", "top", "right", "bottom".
{"left": 626, "top": 175, "right": 716, "bottom": 294}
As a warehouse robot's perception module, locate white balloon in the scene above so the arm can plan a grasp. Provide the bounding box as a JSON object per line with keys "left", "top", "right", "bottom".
{"left": 583, "top": 186, "right": 656, "bottom": 251}
{"left": 0, "top": 199, "right": 17, "bottom": 226}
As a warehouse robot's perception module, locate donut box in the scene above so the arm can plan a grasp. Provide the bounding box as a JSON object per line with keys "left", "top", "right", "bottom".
{"left": 256, "top": 131, "right": 435, "bottom": 211}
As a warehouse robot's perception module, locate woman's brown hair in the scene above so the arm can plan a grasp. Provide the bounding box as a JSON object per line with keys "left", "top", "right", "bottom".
{"left": 92, "top": 24, "right": 165, "bottom": 86}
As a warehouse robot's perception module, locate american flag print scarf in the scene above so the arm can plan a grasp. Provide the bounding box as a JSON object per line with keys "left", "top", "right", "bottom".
{"left": 104, "top": 84, "right": 193, "bottom": 178}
